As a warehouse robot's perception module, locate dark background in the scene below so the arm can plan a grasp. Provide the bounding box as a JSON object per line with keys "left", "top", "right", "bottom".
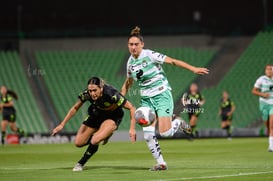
{"left": 0, "top": 0, "right": 272, "bottom": 38}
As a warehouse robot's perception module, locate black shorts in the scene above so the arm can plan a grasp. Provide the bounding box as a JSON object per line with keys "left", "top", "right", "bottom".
{"left": 221, "top": 114, "right": 232, "bottom": 121}
{"left": 187, "top": 106, "right": 201, "bottom": 119}
{"left": 188, "top": 112, "right": 200, "bottom": 119}
{"left": 2, "top": 109, "right": 16, "bottom": 122}
{"left": 83, "top": 107, "right": 124, "bottom": 129}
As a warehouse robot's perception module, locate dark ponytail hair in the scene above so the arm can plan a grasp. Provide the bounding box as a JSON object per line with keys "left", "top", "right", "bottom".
{"left": 7, "top": 90, "right": 18, "bottom": 100}
{"left": 87, "top": 77, "right": 104, "bottom": 88}
{"left": 1, "top": 86, "right": 18, "bottom": 100}
{"left": 128, "top": 26, "right": 144, "bottom": 42}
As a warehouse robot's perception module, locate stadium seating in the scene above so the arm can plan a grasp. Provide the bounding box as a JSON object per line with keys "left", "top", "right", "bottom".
{"left": 0, "top": 51, "right": 48, "bottom": 133}
{"left": 36, "top": 48, "right": 216, "bottom": 132}
{"left": 196, "top": 30, "right": 273, "bottom": 128}
{"left": 36, "top": 50, "right": 128, "bottom": 132}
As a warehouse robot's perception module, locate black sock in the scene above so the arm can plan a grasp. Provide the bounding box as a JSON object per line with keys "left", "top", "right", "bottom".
{"left": 223, "top": 126, "right": 231, "bottom": 137}
{"left": 1, "top": 131, "right": 6, "bottom": 144}
{"left": 190, "top": 125, "right": 196, "bottom": 137}
{"left": 78, "top": 143, "right": 99, "bottom": 166}
{"left": 16, "top": 128, "right": 25, "bottom": 136}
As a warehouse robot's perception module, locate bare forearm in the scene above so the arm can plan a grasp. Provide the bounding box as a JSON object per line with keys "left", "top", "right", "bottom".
{"left": 172, "top": 59, "right": 196, "bottom": 72}
{"left": 231, "top": 106, "right": 235, "bottom": 114}
{"left": 121, "top": 78, "right": 133, "bottom": 96}
{"left": 164, "top": 57, "right": 208, "bottom": 75}
{"left": 121, "top": 83, "right": 128, "bottom": 96}
{"left": 60, "top": 107, "right": 77, "bottom": 126}
{"left": 129, "top": 108, "right": 136, "bottom": 130}
{"left": 1, "top": 102, "right": 13, "bottom": 107}
{"left": 123, "top": 101, "right": 136, "bottom": 130}
{"left": 252, "top": 88, "right": 267, "bottom": 98}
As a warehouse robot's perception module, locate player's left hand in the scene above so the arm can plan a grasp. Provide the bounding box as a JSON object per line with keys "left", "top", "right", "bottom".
{"left": 52, "top": 124, "right": 64, "bottom": 136}
{"left": 129, "top": 128, "right": 136, "bottom": 143}
{"left": 193, "top": 67, "right": 209, "bottom": 75}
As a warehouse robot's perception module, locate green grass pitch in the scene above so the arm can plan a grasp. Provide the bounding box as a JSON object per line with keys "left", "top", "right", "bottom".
{"left": 0, "top": 138, "right": 273, "bottom": 181}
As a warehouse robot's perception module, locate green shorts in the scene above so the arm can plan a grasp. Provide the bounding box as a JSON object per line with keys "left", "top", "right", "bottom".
{"left": 259, "top": 102, "right": 273, "bottom": 121}
{"left": 141, "top": 90, "right": 173, "bottom": 117}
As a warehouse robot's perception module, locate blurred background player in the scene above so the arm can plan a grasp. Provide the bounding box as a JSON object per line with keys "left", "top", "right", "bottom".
{"left": 52, "top": 77, "right": 136, "bottom": 171}
{"left": 121, "top": 26, "right": 208, "bottom": 170}
{"left": 219, "top": 90, "right": 235, "bottom": 139}
{"left": 0, "top": 86, "right": 25, "bottom": 145}
{"left": 182, "top": 83, "right": 205, "bottom": 140}
{"left": 252, "top": 64, "right": 273, "bottom": 152}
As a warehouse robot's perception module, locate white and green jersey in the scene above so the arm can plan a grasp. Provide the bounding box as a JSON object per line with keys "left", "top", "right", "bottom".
{"left": 254, "top": 75, "right": 273, "bottom": 105}
{"left": 126, "top": 49, "right": 171, "bottom": 98}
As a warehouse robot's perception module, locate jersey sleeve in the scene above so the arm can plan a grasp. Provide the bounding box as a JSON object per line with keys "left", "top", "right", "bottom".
{"left": 147, "top": 49, "right": 166, "bottom": 64}
{"left": 78, "top": 89, "right": 90, "bottom": 102}
{"left": 254, "top": 76, "right": 263, "bottom": 89}
{"left": 111, "top": 92, "right": 127, "bottom": 107}
{"left": 7, "top": 95, "right": 13, "bottom": 102}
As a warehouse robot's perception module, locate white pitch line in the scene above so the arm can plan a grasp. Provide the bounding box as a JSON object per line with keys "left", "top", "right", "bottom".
{"left": 156, "top": 171, "right": 273, "bottom": 181}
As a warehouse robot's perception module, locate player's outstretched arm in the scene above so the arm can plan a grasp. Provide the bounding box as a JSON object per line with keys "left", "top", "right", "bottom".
{"left": 52, "top": 100, "right": 83, "bottom": 135}
{"left": 252, "top": 87, "right": 270, "bottom": 98}
{"left": 164, "top": 56, "right": 209, "bottom": 75}
{"left": 123, "top": 100, "right": 136, "bottom": 143}
{"left": 121, "top": 77, "right": 134, "bottom": 96}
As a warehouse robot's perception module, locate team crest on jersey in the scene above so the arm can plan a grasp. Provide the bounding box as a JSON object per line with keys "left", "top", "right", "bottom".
{"left": 142, "top": 60, "right": 148, "bottom": 67}
{"left": 129, "top": 59, "right": 148, "bottom": 72}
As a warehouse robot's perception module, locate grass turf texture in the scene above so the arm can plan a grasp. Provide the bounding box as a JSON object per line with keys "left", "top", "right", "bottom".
{"left": 0, "top": 138, "right": 272, "bottom": 181}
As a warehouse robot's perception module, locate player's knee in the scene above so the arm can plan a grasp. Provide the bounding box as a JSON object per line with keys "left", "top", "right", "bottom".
{"left": 74, "top": 138, "right": 86, "bottom": 147}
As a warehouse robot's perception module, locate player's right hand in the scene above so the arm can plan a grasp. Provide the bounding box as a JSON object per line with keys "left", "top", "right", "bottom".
{"left": 263, "top": 93, "right": 270, "bottom": 99}
{"left": 129, "top": 128, "right": 136, "bottom": 143}
{"left": 51, "top": 124, "right": 64, "bottom": 136}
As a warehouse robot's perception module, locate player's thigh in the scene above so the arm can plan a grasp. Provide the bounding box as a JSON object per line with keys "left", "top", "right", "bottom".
{"left": 260, "top": 103, "right": 269, "bottom": 121}
{"left": 75, "top": 124, "right": 97, "bottom": 147}
{"left": 155, "top": 90, "right": 174, "bottom": 132}
{"left": 92, "top": 119, "right": 117, "bottom": 145}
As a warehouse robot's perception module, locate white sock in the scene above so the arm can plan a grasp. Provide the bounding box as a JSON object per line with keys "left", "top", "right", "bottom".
{"left": 269, "top": 136, "right": 273, "bottom": 150}
{"left": 160, "top": 128, "right": 174, "bottom": 137}
{"left": 160, "top": 118, "right": 181, "bottom": 137}
{"left": 172, "top": 118, "right": 182, "bottom": 134}
{"left": 143, "top": 126, "right": 166, "bottom": 165}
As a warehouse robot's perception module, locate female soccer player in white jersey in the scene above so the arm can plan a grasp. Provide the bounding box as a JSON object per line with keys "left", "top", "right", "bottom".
{"left": 252, "top": 64, "right": 273, "bottom": 152}
{"left": 121, "top": 26, "right": 209, "bottom": 170}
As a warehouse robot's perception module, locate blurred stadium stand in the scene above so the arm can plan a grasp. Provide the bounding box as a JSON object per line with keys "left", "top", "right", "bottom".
{"left": 36, "top": 50, "right": 128, "bottom": 132}
{"left": 0, "top": 51, "right": 48, "bottom": 133}
{"left": 192, "top": 30, "right": 273, "bottom": 129}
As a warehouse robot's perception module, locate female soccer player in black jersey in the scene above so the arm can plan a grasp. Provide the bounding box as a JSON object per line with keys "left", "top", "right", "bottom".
{"left": 182, "top": 83, "right": 205, "bottom": 139}
{"left": 219, "top": 90, "right": 235, "bottom": 139}
{"left": 52, "top": 77, "right": 136, "bottom": 171}
{"left": 0, "top": 86, "right": 25, "bottom": 145}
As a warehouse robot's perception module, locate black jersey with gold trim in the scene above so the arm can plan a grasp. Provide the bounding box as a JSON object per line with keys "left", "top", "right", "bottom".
{"left": 78, "top": 84, "right": 127, "bottom": 112}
